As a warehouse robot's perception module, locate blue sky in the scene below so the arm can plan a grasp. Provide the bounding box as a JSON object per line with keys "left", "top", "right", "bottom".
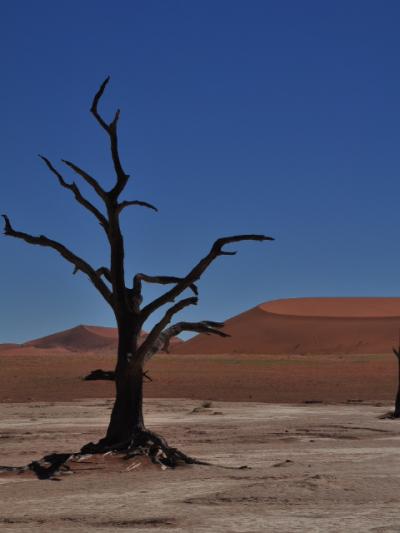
{"left": 1, "top": 1, "right": 400, "bottom": 343}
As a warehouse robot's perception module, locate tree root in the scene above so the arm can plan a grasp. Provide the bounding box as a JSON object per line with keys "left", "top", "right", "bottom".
{"left": 0, "top": 430, "right": 249, "bottom": 480}
{"left": 81, "top": 429, "right": 211, "bottom": 468}
{"left": 0, "top": 431, "right": 207, "bottom": 480}
{"left": 378, "top": 410, "right": 400, "bottom": 420}
{"left": 0, "top": 453, "right": 76, "bottom": 480}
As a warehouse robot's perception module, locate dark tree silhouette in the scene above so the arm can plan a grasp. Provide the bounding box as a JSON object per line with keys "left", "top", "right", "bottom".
{"left": 2, "top": 78, "right": 273, "bottom": 467}
{"left": 392, "top": 338, "right": 400, "bottom": 418}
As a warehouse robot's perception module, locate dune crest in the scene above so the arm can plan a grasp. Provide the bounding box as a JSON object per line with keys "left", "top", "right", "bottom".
{"left": 173, "top": 297, "right": 400, "bottom": 355}
{"left": 260, "top": 297, "right": 400, "bottom": 318}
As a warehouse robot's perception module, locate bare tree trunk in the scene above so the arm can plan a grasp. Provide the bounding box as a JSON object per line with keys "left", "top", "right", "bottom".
{"left": 105, "top": 362, "right": 144, "bottom": 444}
{"left": 104, "top": 320, "right": 144, "bottom": 445}
{"left": 392, "top": 345, "right": 400, "bottom": 419}
{"left": 395, "top": 355, "right": 400, "bottom": 418}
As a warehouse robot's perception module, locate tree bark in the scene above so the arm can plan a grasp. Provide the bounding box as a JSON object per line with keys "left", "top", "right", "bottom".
{"left": 104, "top": 321, "right": 145, "bottom": 445}
{"left": 395, "top": 356, "right": 400, "bottom": 418}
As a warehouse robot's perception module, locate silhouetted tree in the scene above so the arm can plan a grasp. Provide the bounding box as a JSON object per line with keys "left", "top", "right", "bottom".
{"left": 392, "top": 340, "right": 400, "bottom": 418}
{"left": 3, "top": 78, "right": 273, "bottom": 466}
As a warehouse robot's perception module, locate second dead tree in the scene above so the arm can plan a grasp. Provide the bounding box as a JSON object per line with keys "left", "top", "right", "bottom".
{"left": 392, "top": 340, "right": 400, "bottom": 418}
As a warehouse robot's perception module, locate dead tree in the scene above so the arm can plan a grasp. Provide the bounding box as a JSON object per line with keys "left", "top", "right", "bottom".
{"left": 2, "top": 78, "right": 273, "bottom": 466}
{"left": 392, "top": 339, "right": 400, "bottom": 418}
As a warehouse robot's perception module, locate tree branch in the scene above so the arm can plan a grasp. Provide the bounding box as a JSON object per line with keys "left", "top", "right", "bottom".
{"left": 90, "top": 77, "right": 129, "bottom": 199}
{"left": 133, "top": 273, "right": 198, "bottom": 300}
{"left": 90, "top": 76, "right": 110, "bottom": 132}
{"left": 96, "top": 267, "right": 112, "bottom": 283}
{"left": 117, "top": 200, "right": 158, "bottom": 213}
{"left": 2, "top": 215, "right": 112, "bottom": 305}
{"left": 137, "top": 297, "right": 198, "bottom": 359}
{"left": 39, "top": 156, "right": 108, "bottom": 231}
{"left": 61, "top": 160, "right": 107, "bottom": 201}
{"left": 141, "top": 234, "right": 273, "bottom": 320}
{"left": 143, "top": 320, "right": 229, "bottom": 361}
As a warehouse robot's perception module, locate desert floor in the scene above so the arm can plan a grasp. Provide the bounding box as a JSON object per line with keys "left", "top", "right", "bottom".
{"left": 1, "top": 398, "right": 400, "bottom": 532}
{"left": 1, "top": 351, "right": 400, "bottom": 532}
{"left": 0, "top": 352, "right": 398, "bottom": 403}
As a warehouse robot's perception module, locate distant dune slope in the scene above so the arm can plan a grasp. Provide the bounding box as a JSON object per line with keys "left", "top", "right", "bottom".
{"left": 173, "top": 298, "right": 400, "bottom": 355}
{"left": 25, "top": 325, "right": 120, "bottom": 352}
{"left": 0, "top": 325, "right": 181, "bottom": 354}
{"left": 261, "top": 298, "right": 400, "bottom": 318}
{"left": 2, "top": 298, "right": 400, "bottom": 356}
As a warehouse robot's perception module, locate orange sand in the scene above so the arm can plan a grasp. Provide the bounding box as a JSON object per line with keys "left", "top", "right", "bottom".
{"left": 174, "top": 298, "right": 400, "bottom": 355}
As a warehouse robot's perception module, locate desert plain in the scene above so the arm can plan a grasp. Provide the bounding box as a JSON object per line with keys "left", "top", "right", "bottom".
{"left": 1, "top": 298, "right": 400, "bottom": 532}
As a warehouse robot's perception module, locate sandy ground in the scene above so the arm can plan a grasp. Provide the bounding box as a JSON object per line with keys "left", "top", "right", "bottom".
{"left": 0, "top": 352, "right": 398, "bottom": 404}
{"left": 1, "top": 398, "right": 400, "bottom": 532}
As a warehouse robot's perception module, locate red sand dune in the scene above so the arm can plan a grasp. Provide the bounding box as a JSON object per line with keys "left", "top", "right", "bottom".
{"left": 2, "top": 298, "right": 400, "bottom": 357}
{"left": 0, "top": 325, "right": 181, "bottom": 355}
{"left": 261, "top": 298, "right": 400, "bottom": 317}
{"left": 25, "top": 325, "right": 120, "bottom": 352}
{"left": 173, "top": 297, "right": 400, "bottom": 355}
{"left": 1, "top": 298, "right": 400, "bottom": 403}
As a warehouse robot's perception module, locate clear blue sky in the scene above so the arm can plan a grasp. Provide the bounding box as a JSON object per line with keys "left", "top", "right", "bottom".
{"left": 1, "top": 0, "right": 400, "bottom": 343}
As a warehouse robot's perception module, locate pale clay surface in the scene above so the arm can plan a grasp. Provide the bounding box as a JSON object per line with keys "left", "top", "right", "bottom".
{"left": 0, "top": 399, "right": 400, "bottom": 532}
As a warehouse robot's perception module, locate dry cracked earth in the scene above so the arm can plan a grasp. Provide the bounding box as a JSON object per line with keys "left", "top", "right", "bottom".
{"left": 0, "top": 399, "right": 400, "bottom": 532}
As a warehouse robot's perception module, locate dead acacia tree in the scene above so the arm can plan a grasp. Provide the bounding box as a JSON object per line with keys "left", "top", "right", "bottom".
{"left": 392, "top": 334, "right": 400, "bottom": 418}
{"left": 2, "top": 78, "right": 273, "bottom": 466}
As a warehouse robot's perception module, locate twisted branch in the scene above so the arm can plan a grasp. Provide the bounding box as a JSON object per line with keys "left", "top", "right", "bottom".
{"left": 61, "top": 160, "right": 107, "bottom": 201}
{"left": 96, "top": 267, "right": 112, "bottom": 283}
{"left": 141, "top": 234, "right": 273, "bottom": 320}
{"left": 138, "top": 297, "right": 198, "bottom": 359}
{"left": 133, "top": 273, "right": 198, "bottom": 300}
{"left": 143, "top": 320, "right": 229, "bottom": 361}
{"left": 2, "top": 215, "right": 112, "bottom": 305}
{"left": 117, "top": 200, "right": 158, "bottom": 213}
{"left": 39, "top": 156, "right": 108, "bottom": 230}
{"left": 90, "top": 77, "right": 129, "bottom": 198}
